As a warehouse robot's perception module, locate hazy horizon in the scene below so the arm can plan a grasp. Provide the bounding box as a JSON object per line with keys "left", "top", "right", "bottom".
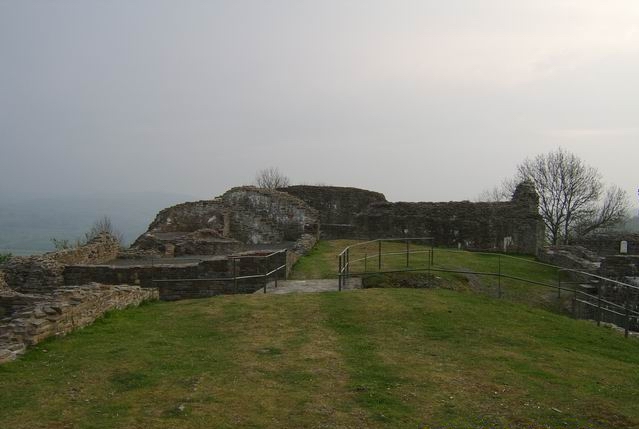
{"left": 1, "top": 1, "right": 638, "bottom": 208}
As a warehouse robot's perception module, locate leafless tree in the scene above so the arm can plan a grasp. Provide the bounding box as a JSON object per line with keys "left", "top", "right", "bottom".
{"left": 515, "top": 148, "right": 627, "bottom": 245}
{"left": 84, "top": 216, "right": 124, "bottom": 244}
{"left": 255, "top": 167, "right": 290, "bottom": 189}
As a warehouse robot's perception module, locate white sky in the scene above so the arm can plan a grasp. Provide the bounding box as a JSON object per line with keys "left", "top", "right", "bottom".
{"left": 1, "top": 1, "right": 637, "bottom": 208}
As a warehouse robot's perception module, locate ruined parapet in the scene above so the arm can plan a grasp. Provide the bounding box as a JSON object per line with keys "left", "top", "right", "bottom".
{"left": 0, "top": 284, "right": 158, "bottom": 364}
{"left": 223, "top": 186, "right": 319, "bottom": 244}
{"left": 600, "top": 255, "right": 639, "bottom": 279}
{"left": 281, "top": 185, "right": 387, "bottom": 238}
{"left": 538, "top": 246, "right": 602, "bottom": 272}
{"left": 2, "top": 233, "right": 120, "bottom": 293}
{"left": 132, "top": 187, "right": 319, "bottom": 256}
{"left": 573, "top": 233, "right": 639, "bottom": 257}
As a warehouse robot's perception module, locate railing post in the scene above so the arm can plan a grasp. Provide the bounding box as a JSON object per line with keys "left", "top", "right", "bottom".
{"left": 557, "top": 269, "right": 562, "bottom": 313}
{"left": 572, "top": 278, "right": 577, "bottom": 319}
{"left": 625, "top": 285, "right": 630, "bottom": 338}
{"left": 378, "top": 240, "right": 382, "bottom": 271}
{"left": 233, "top": 258, "right": 238, "bottom": 294}
{"left": 597, "top": 282, "right": 602, "bottom": 326}
{"left": 431, "top": 241, "right": 434, "bottom": 265}
{"left": 406, "top": 239, "right": 409, "bottom": 268}
{"left": 497, "top": 254, "right": 502, "bottom": 299}
{"left": 338, "top": 253, "right": 343, "bottom": 292}
{"left": 346, "top": 248, "right": 350, "bottom": 287}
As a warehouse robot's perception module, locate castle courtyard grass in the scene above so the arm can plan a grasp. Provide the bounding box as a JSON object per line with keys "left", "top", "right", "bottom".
{"left": 1, "top": 287, "right": 639, "bottom": 429}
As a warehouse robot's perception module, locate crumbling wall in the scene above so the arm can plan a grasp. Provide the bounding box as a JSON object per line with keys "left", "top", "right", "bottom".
{"left": 0, "top": 284, "right": 158, "bottom": 364}
{"left": 223, "top": 187, "right": 319, "bottom": 244}
{"left": 573, "top": 233, "right": 639, "bottom": 256}
{"left": 3, "top": 233, "right": 120, "bottom": 293}
{"left": 282, "top": 185, "right": 386, "bottom": 237}
{"left": 132, "top": 187, "right": 319, "bottom": 256}
{"left": 283, "top": 182, "right": 544, "bottom": 255}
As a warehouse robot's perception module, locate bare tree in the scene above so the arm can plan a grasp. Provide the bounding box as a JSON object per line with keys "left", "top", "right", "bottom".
{"left": 514, "top": 148, "right": 627, "bottom": 245}
{"left": 255, "top": 167, "right": 290, "bottom": 189}
{"left": 84, "top": 216, "right": 124, "bottom": 244}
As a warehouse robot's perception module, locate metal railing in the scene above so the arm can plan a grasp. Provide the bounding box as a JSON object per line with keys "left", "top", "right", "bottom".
{"left": 152, "top": 249, "right": 287, "bottom": 294}
{"left": 337, "top": 239, "right": 639, "bottom": 337}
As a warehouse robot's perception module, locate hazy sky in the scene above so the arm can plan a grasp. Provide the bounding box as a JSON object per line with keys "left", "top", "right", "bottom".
{"left": 1, "top": 1, "right": 638, "bottom": 207}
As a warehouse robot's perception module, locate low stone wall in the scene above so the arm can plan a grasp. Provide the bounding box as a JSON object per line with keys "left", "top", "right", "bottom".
{"left": 538, "top": 246, "right": 601, "bottom": 272}
{"left": 0, "top": 284, "right": 158, "bottom": 364}
{"left": 600, "top": 255, "right": 639, "bottom": 279}
{"left": 3, "top": 233, "right": 120, "bottom": 293}
{"left": 64, "top": 250, "right": 290, "bottom": 300}
{"left": 574, "top": 233, "right": 639, "bottom": 256}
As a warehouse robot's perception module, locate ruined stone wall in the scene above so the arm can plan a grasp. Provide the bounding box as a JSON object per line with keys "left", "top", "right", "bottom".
{"left": 144, "top": 199, "right": 228, "bottom": 235}
{"left": 132, "top": 187, "right": 319, "bottom": 256}
{"left": 63, "top": 250, "right": 289, "bottom": 300}
{"left": 573, "top": 233, "right": 639, "bottom": 256}
{"left": 0, "top": 284, "right": 158, "bottom": 364}
{"left": 3, "top": 233, "right": 120, "bottom": 293}
{"left": 282, "top": 182, "right": 544, "bottom": 255}
{"left": 281, "top": 186, "right": 386, "bottom": 237}
{"left": 223, "top": 187, "right": 319, "bottom": 244}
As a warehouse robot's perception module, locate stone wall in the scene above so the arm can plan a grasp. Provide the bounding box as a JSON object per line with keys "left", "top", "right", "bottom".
{"left": 63, "top": 250, "right": 289, "bottom": 301}
{"left": 224, "top": 187, "right": 319, "bottom": 244}
{"left": 0, "top": 284, "right": 158, "bottom": 364}
{"left": 284, "top": 182, "right": 544, "bottom": 255}
{"left": 281, "top": 185, "right": 387, "bottom": 236}
{"left": 573, "top": 233, "right": 639, "bottom": 256}
{"left": 3, "top": 233, "right": 120, "bottom": 293}
{"left": 132, "top": 187, "right": 319, "bottom": 256}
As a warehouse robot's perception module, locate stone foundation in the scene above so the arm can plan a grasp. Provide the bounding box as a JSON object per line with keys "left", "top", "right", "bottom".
{"left": 0, "top": 284, "right": 158, "bottom": 364}
{"left": 3, "top": 233, "right": 120, "bottom": 293}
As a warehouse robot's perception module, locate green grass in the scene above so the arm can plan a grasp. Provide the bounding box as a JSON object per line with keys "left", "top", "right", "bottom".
{"left": 1, "top": 289, "right": 638, "bottom": 428}
{"left": 293, "top": 240, "right": 564, "bottom": 310}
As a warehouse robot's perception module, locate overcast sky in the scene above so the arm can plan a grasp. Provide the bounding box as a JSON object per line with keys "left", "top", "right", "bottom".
{"left": 1, "top": 1, "right": 638, "bottom": 207}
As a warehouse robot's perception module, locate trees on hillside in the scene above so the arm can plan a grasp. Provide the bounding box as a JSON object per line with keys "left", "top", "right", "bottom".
{"left": 255, "top": 167, "right": 291, "bottom": 189}
{"left": 479, "top": 148, "right": 628, "bottom": 245}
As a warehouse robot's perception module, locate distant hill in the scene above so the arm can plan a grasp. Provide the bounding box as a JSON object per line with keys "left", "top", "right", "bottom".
{"left": 0, "top": 192, "right": 196, "bottom": 255}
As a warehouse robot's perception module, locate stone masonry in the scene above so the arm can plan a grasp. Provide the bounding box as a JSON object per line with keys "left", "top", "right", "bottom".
{"left": 281, "top": 182, "right": 544, "bottom": 255}
{"left": 132, "top": 186, "right": 319, "bottom": 257}
{"left": 3, "top": 233, "right": 120, "bottom": 293}
{"left": 0, "top": 284, "right": 158, "bottom": 364}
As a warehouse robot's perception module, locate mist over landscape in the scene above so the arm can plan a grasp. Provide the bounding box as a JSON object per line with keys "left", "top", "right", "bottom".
{"left": 1, "top": 1, "right": 638, "bottom": 252}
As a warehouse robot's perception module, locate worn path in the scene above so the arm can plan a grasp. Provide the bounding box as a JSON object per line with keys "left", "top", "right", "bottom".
{"left": 255, "top": 278, "right": 361, "bottom": 295}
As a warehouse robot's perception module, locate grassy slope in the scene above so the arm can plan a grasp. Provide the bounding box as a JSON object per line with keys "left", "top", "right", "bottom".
{"left": 2, "top": 240, "right": 638, "bottom": 428}
{"left": 1, "top": 289, "right": 638, "bottom": 428}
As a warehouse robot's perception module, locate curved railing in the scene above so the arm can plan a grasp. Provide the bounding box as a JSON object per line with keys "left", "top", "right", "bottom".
{"left": 338, "top": 238, "right": 639, "bottom": 337}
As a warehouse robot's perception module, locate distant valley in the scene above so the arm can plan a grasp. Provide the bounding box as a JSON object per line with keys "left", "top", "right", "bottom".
{"left": 0, "top": 192, "right": 197, "bottom": 255}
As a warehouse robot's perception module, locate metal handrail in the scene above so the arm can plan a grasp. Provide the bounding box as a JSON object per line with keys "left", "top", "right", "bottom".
{"left": 337, "top": 239, "right": 639, "bottom": 337}
{"left": 151, "top": 249, "right": 287, "bottom": 294}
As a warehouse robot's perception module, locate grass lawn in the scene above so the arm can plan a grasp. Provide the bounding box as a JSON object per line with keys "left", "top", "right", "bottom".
{"left": 2, "top": 240, "right": 638, "bottom": 428}
{"left": 1, "top": 288, "right": 639, "bottom": 429}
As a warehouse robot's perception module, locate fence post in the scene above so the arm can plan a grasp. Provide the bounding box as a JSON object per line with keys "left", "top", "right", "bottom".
{"left": 406, "top": 239, "right": 409, "bottom": 268}
{"left": 572, "top": 279, "right": 577, "bottom": 319}
{"left": 233, "top": 258, "right": 238, "bottom": 294}
{"left": 431, "top": 241, "right": 434, "bottom": 266}
{"left": 597, "top": 282, "right": 602, "bottom": 327}
{"left": 346, "top": 248, "right": 350, "bottom": 287}
{"left": 557, "top": 270, "right": 562, "bottom": 313}
{"left": 625, "top": 285, "right": 630, "bottom": 338}
{"left": 497, "top": 255, "right": 502, "bottom": 299}
{"left": 338, "top": 253, "right": 342, "bottom": 291}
